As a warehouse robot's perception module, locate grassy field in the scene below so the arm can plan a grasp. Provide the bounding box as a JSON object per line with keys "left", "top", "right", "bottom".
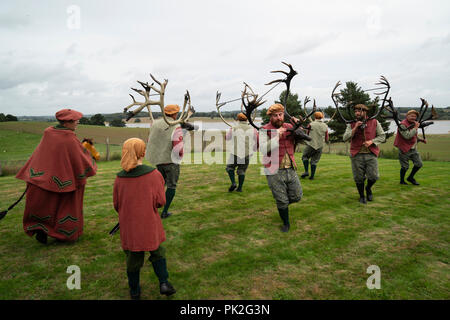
{"left": 0, "top": 152, "right": 449, "bottom": 300}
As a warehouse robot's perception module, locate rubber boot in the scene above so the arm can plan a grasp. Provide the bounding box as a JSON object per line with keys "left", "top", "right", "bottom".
{"left": 301, "top": 160, "right": 309, "bottom": 178}
{"left": 236, "top": 175, "right": 245, "bottom": 192}
{"left": 366, "top": 179, "right": 376, "bottom": 201}
{"left": 161, "top": 188, "right": 175, "bottom": 219}
{"left": 152, "top": 259, "right": 176, "bottom": 296}
{"left": 407, "top": 166, "right": 421, "bottom": 185}
{"left": 227, "top": 170, "right": 237, "bottom": 192}
{"left": 356, "top": 182, "right": 366, "bottom": 204}
{"left": 309, "top": 165, "right": 317, "bottom": 180}
{"left": 127, "top": 271, "right": 141, "bottom": 300}
{"left": 400, "top": 168, "right": 408, "bottom": 185}
{"left": 278, "top": 207, "right": 290, "bottom": 232}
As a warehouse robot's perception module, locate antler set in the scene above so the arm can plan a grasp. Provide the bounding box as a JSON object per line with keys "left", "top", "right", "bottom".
{"left": 216, "top": 61, "right": 318, "bottom": 133}
{"left": 123, "top": 74, "right": 195, "bottom": 126}
{"left": 384, "top": 97, "right": 437, "bottom": 140}
{"left": 331, "top": 76, "right": 390, "bottom": 129}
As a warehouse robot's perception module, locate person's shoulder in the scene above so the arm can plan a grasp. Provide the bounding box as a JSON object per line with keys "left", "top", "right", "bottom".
{"left": 283, "top": 122, "right": 293, "bottom": 129}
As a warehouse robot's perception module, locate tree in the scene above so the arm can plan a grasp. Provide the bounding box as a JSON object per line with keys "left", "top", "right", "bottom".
{"left": 325, "top": 81, "right": 393, "bottom": 143}
{"left": 89, "top": 114, "right": 105, "bottom": 126}
{"left": 261, "top": 90, "right": 304, "bottom": 125}
{"left": 0, "top": 113, "right": 6, "bottom": 122}
{"left": 5, "top": 114, "right": 18, "bottom": 121}
{"left": 109, "top": 118, "right": 126, "bottom": 127}
{"left": 79, "top": 117, "right": 90, "bottom": 125}
{"left": 134, "top": 118, "right": 141, "bottom": 123}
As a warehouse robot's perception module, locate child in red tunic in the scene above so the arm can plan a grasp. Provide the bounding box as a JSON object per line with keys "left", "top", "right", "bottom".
{"left": 113, "top": 138, "right": 176, "bottom": 299}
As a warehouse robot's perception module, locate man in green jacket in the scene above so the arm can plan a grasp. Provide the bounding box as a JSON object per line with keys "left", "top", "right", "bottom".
{"left": 147, "top": 105, "right": 185, "bottom": 219}
{"left": 225, "top": 113, "right": 258, "bottom": 192}
{"left": 301, "top": 111, "right": 329, "bottom": 180}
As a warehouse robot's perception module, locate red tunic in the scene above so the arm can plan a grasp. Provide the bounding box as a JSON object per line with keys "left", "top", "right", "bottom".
{"left": 260, "top": 122, "right": 297, "bottom": 174}
{"left": 349, "top": 119, "right": 380, "bottom": 157}
{"left": 16, "top": 126, "right": 97, "bottom": 241}
{"left": 394, "top": 119, "right": 417, "bottom": 153}
{"left": 113, "top": 166, "right": 166, "bottom": 252}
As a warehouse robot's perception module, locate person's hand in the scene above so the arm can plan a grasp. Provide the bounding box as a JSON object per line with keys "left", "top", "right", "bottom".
{"left": 414, "top": 121, "right": 420, "bottom": 129}
{"left": 278, "top": 127, "right": 286, "bottom": 138}
{"left": 291, "top": 116, "right": 299, "bottom": 124}
{"left": 363, "top": 140, "right": 373, "bottom": 147}
{"left": 355, "top": 121, "right": 363, "bottom": 128}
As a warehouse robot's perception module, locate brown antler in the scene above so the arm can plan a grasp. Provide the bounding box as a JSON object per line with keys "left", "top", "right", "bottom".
{"left": 331, "top": 81, "right": 354, "bottom": 124}
{"left": 215, "top": 91, "right": 232, "bottom": 127}
{"left": 123, "top": 74, "right": 194, "bottom": 126}
{"left": 241, "top": 83, "right": 266, "bottom": 130}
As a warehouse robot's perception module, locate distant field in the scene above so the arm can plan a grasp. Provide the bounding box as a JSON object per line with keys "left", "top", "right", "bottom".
{"left": 0, "top": 154, "right": 448, "bottom": 299}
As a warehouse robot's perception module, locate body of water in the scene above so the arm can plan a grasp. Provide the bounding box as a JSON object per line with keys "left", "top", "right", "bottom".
{"left": 125, "top": 120, "right": 450, "bottom": 134}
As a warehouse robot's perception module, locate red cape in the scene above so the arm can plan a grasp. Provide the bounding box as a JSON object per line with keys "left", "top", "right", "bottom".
{"left": 16, "top": 126, "right": 97, "bottom": 192}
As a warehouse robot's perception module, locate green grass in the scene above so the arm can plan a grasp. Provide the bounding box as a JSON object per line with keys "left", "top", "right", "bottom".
{"left": 0, "top": 153, "right": 449, "bottom": 299}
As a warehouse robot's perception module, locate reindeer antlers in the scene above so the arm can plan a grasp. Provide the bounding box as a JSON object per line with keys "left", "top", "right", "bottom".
{"left": 123, "top": 74, "right": 195, "bottom": 126}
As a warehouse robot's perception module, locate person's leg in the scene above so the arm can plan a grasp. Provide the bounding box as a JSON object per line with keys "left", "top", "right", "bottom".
{"left": 301, "top": 146, "right": 312, "bottom": 178}
{"left": 351, "top": 155, "right": 367, "bottom": 204}
{"left": 124, "top": 250, "right": 145, "bottom": 300}
{"left": 266, "top": 171, "right": 290, "bottom": 232}
{"left": 309, "top": 148, "right": 322, "bottom": 180}
{"left": 365, "top": 154, "right": 379, "bottom": 201}
{"left": 149, "top": 246, "right": 176, "bottom": 296}
{"left": 161, "top": 164, "right": 180, "bottom": 218}
{"left": 407, "top": 150, "right": 423, "bottom": 185}
{"left": 236, "top": 157, "right": 249, "bottom": 192}
{"left": 226, "top": 155, "right": 237, "bottom": 192}
{"left": 398, "top": 150, "right": 409, "bottom": 185}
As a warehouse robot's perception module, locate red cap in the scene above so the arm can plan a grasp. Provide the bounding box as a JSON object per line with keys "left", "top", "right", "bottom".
{"left": 55, "top": 109, "right": 83, "bottom": 121}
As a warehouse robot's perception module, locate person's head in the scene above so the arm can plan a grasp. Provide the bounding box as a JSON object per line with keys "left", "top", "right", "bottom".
{"left": 120, "top": 138, "right": 146, "bottom": 172}
{"left": 267, "top": 103, "right": 285, "bottom": 128}
{"left": 164, "top": 104, "right": 180, "bottom": 120}
{"left": 236, "top": 113, "right": 247, "bottom": 122}
{"left": 55, "top": 108, "right": 83, "bottom": 131}
{"left": 406, "top": 110, "right": 419, "bottom": 123}
{"left": 353, "top": 104, "right": 368, "bottom": 120}
{"left": 314, "top": 111, "right": 324, "bottom": 120}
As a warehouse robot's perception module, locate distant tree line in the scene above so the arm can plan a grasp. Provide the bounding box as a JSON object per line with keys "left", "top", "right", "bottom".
{"left": 0, "top": 113, "right": 18, "bottom": 122}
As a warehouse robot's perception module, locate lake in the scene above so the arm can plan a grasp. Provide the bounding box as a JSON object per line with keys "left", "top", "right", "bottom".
{"left": 125, "top": 120, "right": 450, "bottom": 134}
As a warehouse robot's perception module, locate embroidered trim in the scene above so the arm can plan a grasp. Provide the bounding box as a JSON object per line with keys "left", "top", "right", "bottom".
{"left": 57, "top": 228, "right": 77, "bottom": 237}
{"left": 26, "top": 223, "right": 49, "bottom": 232}
{"left": 31, "top": 215, "right": 51, "bottom": 222}
{"left": 77, "top": 167, "right": 92, "bottom": 179}
{"left": 30, "top": 168, "right": 44, "bottom": 178}
{"left": 52, "top": 176, "right": 72, "bottom": 189}
{"left": 58, "top": 215, "right": 78, "bottom": 224}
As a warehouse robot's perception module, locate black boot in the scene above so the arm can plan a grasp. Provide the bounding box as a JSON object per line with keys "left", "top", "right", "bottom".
{"left": 301, "top": 160, "right": 309, "bottom": 178}
{"left": 407, "top": 166, "right": 421, "bottom": 185}
{"left": 127, "top": 271, "right": 141, "bottom": 300}
{"left": 227, "top": 170, "right": 237, "bottom": 192}
{"left": 309, "top": 165, "right": 317, "bottom": 180}
{"left": 152, "top": 259, "right": 176, "bottom": 296}
{"left": 236, "top": 175, "right": 245, "bottom": 192}
{"left": 278, "top": 207, "right": 290, "bottom": 232}
{"left": 400, "top": 168, "right": 408, "bottom": 185}
{"left": 366, "top": 179, "right": 376, "bottom": 201}
{"left": 161, "top": 188, "right": 175, "bottom": 218}
{"left": 356, "top": 183, "right": 366, "bottom": 204}
{"left": 35, "top": 230, "right": 48, "bottom": 244}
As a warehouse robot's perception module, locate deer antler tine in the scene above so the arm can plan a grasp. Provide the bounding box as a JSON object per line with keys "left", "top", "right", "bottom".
{"left": 265, "top": 79, "right": 283, "bottom": 86}
{"left": 270, "top": 70, "right": 289, "bottom": 76}
{"left": 149, "top": 73, "right": 161, "bottom": 86}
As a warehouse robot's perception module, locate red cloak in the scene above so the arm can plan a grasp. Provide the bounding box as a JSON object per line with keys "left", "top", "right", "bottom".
{"left": 113, "top": 165, "right": 166, "bottom": 252}
{"left": 16, "top": 126, "right": 97, "bottom": 241}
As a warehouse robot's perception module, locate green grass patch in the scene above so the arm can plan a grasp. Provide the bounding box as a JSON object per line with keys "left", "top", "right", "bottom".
{"left": 0, "top": 153, "right": 448, "bottom": 299}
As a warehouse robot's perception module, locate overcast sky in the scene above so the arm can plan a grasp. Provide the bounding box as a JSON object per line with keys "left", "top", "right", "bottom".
{"left": 0, "top": 0, "right": 449, "bottom": 116}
